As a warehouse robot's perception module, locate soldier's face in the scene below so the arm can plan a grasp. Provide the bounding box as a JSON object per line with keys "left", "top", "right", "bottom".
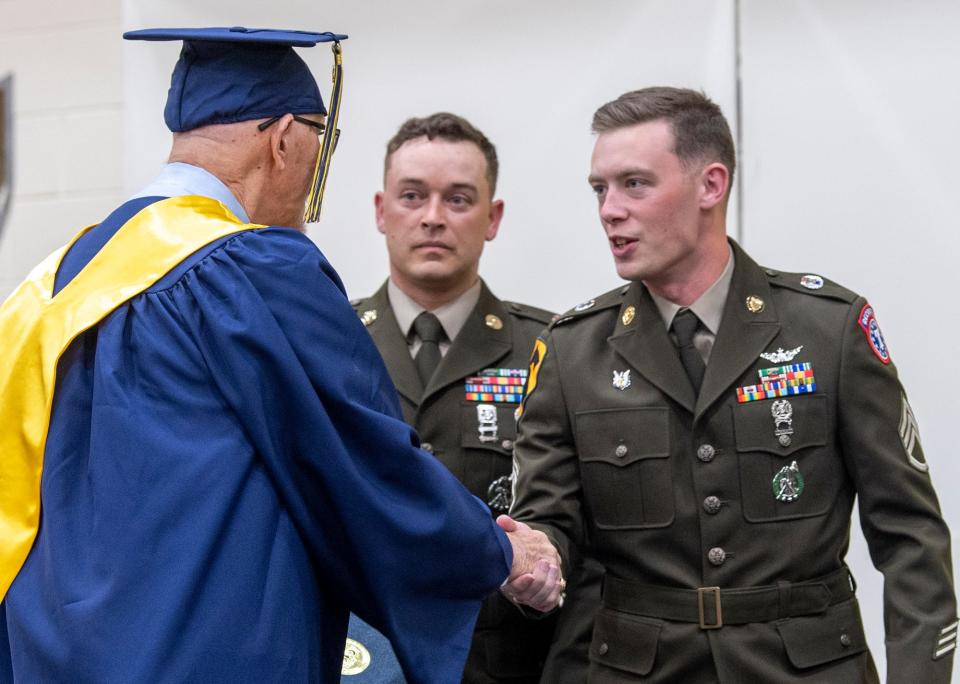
{"left": 376, "top": 137, "right": 503, "bottom": 297}
{"left": 589, "top": 120, "right": 705, "bottom": 286}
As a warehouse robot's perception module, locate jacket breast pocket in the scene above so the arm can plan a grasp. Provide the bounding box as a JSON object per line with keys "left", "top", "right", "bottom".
{"left": 460, "top": 402, "right": 518, "bottom": 505}
{"left": 733, "top": 394, "right": 839, "bottom": 522}
{"left": 575, "top": 407, "right": 674, "bottom": 529}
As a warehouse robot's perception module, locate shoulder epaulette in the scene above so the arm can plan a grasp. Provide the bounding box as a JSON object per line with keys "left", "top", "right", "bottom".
{"left": 764, "top": 268, "right": 858, "bottom": 304}
{"left": 503, "top": 301, "right": 555, "bottom": 325}
{"left": 551, "top": 284, "right": 630, "bottom": 328}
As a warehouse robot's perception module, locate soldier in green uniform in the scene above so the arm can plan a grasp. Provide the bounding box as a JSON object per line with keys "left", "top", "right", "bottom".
{"left": 351, "top": 112, "right": 575, "bottom": 683}
{"left": 511, "top": 87, "right": 956, "bottom": 682}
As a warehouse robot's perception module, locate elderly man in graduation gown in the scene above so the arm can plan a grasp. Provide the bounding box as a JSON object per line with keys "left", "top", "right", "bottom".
{"left": 0, "top": 28, "right": 562, "bottom": 684}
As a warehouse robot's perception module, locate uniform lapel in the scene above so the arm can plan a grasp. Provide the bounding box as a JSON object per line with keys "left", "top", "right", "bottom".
{"left": 609, "top": 282, "right": 697, "bottom": 413}
{"left": 422, "top": 282, "right": 511, "bottom": 404}
{"left": 364, "top": 281, "right": 423, "bottom": 406}
{"left": 695, "top": 242, "right": 780, "bottom": 420}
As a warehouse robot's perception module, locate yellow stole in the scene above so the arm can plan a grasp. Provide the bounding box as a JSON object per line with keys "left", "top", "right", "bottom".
{"left": 0, "top": 196, "right": 262, "bottom": 599}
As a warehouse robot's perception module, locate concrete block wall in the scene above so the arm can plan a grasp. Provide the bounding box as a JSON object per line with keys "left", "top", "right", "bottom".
{"left": 0, "top": 0, "right": 124, "bottom": 299}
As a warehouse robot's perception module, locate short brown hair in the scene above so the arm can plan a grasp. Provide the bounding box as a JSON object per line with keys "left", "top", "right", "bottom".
{"left": 592, "top": 87, "right": 736, "bottom": 191}
{"left": 384, "top": 112, "right": 499, "bottom": 196}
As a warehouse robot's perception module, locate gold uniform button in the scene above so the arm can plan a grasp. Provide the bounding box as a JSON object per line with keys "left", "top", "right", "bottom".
{"left": 840, "top": 633, "right": 852, "bottom": 648}
{"left": 615, "top": 444, "right": 628, "bottom": 458}
{"left": 485, "top": 314, "right": 503, "bottom": 330}
{"left": 708, "top": 547, "right": 727, "bottom": 566}
{"left": 598, "top": 642, "right": 609, "bottom": 656}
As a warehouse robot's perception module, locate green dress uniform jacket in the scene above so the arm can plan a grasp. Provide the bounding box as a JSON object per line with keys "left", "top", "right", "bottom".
{"left": 352, "top": 280, "right": 559, "bottom": 683}
{"left": 511, "top": 241, "right": 956, "bottom": 683}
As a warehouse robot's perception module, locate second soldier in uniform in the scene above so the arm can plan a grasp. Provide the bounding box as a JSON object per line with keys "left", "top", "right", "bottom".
{"left": 352, "top": 113, "right": 557, "bottom": 683}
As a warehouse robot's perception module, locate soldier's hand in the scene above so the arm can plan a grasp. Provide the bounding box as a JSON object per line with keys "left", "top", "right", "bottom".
{"left": 497, "top": 514, "right": 565, "bottom": 612}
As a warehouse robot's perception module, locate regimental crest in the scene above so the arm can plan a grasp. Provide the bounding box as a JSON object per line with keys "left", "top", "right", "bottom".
{"left": 359, "top": 309, "right": 377, "bottom": 327}
{"left": 612, "top": 369, "right": 631, "bottom": 391}
{"left": 0, "top": 74, "right": 12, "bottom": 240}
{"left": 574, "top": 299, "right": 596, "bottom": 312}
{"left": 760, "top": 346, "right": 803, "bottom": 364}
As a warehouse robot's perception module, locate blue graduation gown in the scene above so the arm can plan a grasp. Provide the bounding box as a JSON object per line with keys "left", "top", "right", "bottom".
{"left": 2, "top": 198, "right": 511, "bottom": 683}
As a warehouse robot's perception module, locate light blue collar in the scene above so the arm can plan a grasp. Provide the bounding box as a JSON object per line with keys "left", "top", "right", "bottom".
{"left": 130, "top": 162, "right": 250, "bottom": 223}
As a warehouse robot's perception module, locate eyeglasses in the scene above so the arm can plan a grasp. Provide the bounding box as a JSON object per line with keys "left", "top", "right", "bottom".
{"left": 257, "top": 114, "right": 326, "bottom": 135}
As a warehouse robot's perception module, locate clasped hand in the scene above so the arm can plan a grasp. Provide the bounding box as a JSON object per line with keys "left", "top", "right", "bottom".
{"left": 497, "top": 514, "right": 565, "bottom": 612}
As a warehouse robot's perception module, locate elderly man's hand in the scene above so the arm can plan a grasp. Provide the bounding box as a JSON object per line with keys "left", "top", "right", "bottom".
{"left": 496, "top": 514, "right": 565, "bottom": 612}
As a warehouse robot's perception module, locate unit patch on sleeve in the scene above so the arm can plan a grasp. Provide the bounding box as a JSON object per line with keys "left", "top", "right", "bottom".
{"left": 858, "top": 303, "right": 891, "bottom": 364}
{"left": 899, "top": 394, "right": 928, "bottom": 472}
{"left": 933, "top": 619, "right": 958, "bottom": 660}
{"left": 516, "top": 339, "right": 547, "bottom": 419}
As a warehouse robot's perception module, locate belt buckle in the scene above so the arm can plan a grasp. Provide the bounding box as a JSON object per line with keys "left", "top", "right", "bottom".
{"left": 697, "top": 586, "right": 723, "bottom": 629}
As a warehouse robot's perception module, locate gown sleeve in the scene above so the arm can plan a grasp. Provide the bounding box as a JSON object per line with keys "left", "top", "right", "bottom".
{"left": 174, "top": 227, "right": 513, "bottom": 682}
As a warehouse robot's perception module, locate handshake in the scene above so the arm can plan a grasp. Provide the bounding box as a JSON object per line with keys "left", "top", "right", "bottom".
{"left": 496, "top": 515, "right": 565, "bottom": 612}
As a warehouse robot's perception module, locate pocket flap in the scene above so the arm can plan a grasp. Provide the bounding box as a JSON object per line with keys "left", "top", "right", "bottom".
{"left": 576, "top": 407, "right": 669, "bottom": 467}
{"left": 733, "top": 394, "right": 828, "bottom": 456}
{"left": 589, "top": 608, "right": 661, "bottom": 676}
{"left": 776, "top": 598, "right": 867, "bottom": 669}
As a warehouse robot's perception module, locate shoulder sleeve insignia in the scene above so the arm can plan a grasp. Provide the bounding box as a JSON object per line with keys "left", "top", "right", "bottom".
{"left": 516, "top": 339, "right": 547, "bottom": 420}
{"left": 857, "top": 303, "right": 891, "bottom": 364}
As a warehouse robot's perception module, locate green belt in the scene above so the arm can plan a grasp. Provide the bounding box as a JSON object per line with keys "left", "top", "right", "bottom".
{"left": 602, "top": 566, "right": 855, "bottom": 630}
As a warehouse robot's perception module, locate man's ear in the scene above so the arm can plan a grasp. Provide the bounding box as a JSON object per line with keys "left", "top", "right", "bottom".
{"left": 268, "top": 114, "right": 296, "bottom": 170}
{"left": 485, "top": 199, "right": 505, "bottom": 241}
{"left": 374, "top": 192, "right": 387, "bottom": 235}
{"left": 699, "top": 162, "right": 729, "bottom": 210}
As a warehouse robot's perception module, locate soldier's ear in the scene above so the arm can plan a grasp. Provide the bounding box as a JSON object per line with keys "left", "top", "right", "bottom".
{"left": 699, "top": 163, "right": 729, "bottom": 210}
{"left": 485, "top": 199, "right": 504, "bottom": 242}
{"left": 374, "top": 192, "right": 387, "bottom": 235}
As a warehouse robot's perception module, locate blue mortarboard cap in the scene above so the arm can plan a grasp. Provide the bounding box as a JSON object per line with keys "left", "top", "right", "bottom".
{"left": 123, "top": 27, "right": 348, "bottom": 132}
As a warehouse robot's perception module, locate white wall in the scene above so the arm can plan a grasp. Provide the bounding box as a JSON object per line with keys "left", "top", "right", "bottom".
{"left": 1, "top": 1, "right": 956, "bottom": 679}
{"left": 740, "top": 2, "right": 960, "bottom": 677}
{"left": 0, "top": 0, "right": 124, "bottom": 297}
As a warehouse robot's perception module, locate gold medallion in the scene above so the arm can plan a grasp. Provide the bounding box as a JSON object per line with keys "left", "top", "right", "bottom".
{"left": 342, "top": 638, "right": 372, "bottom": 675}
{"left": 485, "top": 314, "right": 503, "bottom": 330}
{"left": 360, "top": 310, "right": 377, "bottom": 327}
{"left": 745, "top": 296, "right": 765, "bottom": 313}
{"left": 621, "top": 305, "right": 636, "bottom": 326}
